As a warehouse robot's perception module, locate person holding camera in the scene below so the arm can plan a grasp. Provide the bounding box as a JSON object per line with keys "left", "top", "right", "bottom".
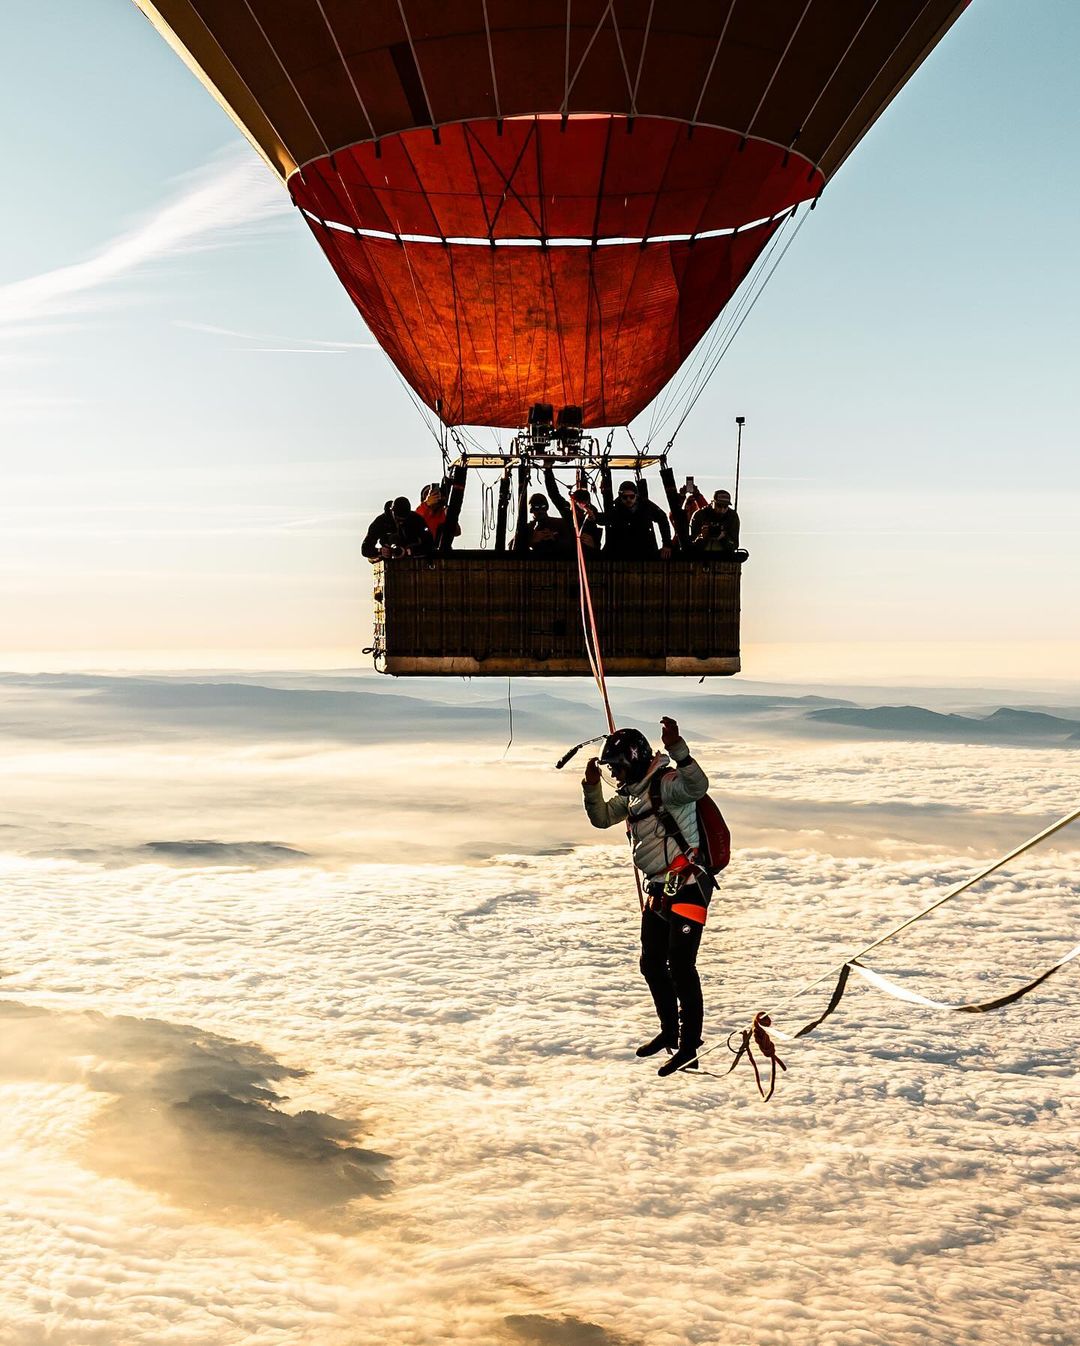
{"left": 690, "top": 488, "right": 740, "bottom": 557}
{"left": 361, "top": 496, "right": 434, "bottom": 561}
{"left": 677, "top": 476, "right": 707, "bottom": 529}
{"left": 513, "top": 493, "right": 571, "bottom": 556}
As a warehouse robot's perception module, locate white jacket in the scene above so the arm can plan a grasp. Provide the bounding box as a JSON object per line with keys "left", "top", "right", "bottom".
{"left": 582, "top": 737, "right": 709, "bottom": 881}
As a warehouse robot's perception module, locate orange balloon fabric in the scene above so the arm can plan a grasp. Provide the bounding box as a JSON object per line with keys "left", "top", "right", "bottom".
{"left": 135, "top": 0, "right": 972, "bottom": 427}
{"left": 291, "top": 117, "right": 812, "bottom": 425}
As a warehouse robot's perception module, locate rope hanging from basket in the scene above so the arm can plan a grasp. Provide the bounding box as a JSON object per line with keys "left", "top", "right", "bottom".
{"left": 570, "top": 495, "right": 615, "bottom": 736}
{"left": 568, "top": 493, "right": 645, "bottom": 913}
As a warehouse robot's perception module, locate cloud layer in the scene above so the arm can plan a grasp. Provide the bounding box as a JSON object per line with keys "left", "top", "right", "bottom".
{"left": 0, "top": 674, "right": 1076, "bottom": 1343}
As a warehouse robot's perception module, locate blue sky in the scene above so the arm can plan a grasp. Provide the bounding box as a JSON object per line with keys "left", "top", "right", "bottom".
{"left": 0, "top": 0, "right": 1077, "bottom": 678}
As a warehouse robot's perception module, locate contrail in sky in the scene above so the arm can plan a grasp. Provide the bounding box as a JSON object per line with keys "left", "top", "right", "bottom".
{"left": 0, "top": 150, "right": 289, "bottom": 334}
{"left": 175, "top": 320, "right": 378, "bottom": 353}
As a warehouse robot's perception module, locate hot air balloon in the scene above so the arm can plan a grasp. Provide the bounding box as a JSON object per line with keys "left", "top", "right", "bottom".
{"left": 134, "top": 1, "right": 969, "bottom": 675}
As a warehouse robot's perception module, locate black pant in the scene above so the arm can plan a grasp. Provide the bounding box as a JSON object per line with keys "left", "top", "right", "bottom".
{"left": 639, "top": 901, "right": 704, "bottom": 1048}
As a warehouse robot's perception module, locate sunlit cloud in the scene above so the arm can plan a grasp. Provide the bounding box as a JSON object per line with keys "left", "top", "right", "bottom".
{"left": 0, "top": 673, "right": 1077, "bottom": 1342}
{"left": 0, "top": 150, "right": 289, "bottom": 336}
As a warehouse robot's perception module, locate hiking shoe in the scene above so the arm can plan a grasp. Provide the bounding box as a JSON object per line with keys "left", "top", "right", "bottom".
{"left": 635, "top": 1031, "right": 678, "bottom": 1058}
{"left": 657, "top": 1045, "right": 700, "bottom": 1077}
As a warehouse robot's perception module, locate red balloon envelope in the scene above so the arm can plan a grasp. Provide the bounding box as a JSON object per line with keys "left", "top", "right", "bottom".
{"left": 134, "top": 1, "right": 970, "bottom": 427}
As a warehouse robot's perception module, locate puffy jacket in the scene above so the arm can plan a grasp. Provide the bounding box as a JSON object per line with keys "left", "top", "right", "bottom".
{"left": 417, "top": 500, "right": 446, "bottom": 538}
{"left": 582, "top": 737, "right": 709, "bottom": 880}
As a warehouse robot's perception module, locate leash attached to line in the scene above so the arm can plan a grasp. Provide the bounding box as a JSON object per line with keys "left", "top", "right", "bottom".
{"left": 725, "top": 1012, "right": 787, "bottom": 1101}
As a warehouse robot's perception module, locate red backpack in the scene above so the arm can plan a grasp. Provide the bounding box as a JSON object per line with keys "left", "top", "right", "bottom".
{"left": 647, "top": 771, "right": 731, "bottom": 881}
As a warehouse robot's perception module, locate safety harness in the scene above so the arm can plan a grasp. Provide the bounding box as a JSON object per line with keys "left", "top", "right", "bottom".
{"left": 637, "top": 770, "right": 716, "bottom": 924}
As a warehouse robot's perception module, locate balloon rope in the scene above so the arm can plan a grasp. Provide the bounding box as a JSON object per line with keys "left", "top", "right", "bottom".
{"left": 571, "top": 498, "right": 615, "bottom": 734}
{"left": 572, "top": 528, "right": 604, "bottom": 699}
{"left": 570, "top": 498, "right": 644, "bottom": 913}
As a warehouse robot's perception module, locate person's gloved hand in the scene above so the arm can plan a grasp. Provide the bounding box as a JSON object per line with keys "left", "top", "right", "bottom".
{"left": 660, "top": 716, "right": 680, "bottom": 748}
{"left": 583, "top": 757, "right": 602, "bottom": 787}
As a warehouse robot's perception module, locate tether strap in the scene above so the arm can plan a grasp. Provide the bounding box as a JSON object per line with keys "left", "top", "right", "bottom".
{"left": 727, "top": 1012, "right": 787, "bottom": 1101}
{"left": 783, "top": 804, "right": 1080, "bottom": 1010}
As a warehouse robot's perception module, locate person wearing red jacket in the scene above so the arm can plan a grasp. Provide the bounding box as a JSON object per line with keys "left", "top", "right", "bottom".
{"left": 677, "top": 477, "right": 707, "bottom": 529}
{"left": 416, "top": 483, "right": 460, "bottom": 548}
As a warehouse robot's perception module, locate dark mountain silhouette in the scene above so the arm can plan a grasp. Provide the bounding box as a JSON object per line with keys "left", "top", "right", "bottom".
{"left": 2, "top": 671, "right": 1075, "bottom": 749}
{"left": 981, "top": 707, "right": 1080, "bottom": 735}
{"left": 808, "top": 704, "right": 1079, "bottom": 743}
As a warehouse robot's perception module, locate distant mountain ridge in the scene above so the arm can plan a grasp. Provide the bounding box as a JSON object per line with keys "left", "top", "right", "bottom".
{"left": 1, "top": 671, "right": 1076, "bottom": 748}
{"left": 807, "top": 704, "right": 1080, "bottom": 743}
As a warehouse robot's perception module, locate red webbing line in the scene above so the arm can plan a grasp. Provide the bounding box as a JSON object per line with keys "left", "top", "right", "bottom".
{"left": 571, "top": 496, "right": 644, "bottom": 913}
{"left": 571, "top": 529, "right": 603, "bottom": 696}
{"left": 571, "top": 497, "right": 614, "bottom": 733}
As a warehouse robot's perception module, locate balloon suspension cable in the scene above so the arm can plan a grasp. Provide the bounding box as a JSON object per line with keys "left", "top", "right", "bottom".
{"left": 640, "top": 215, "right": 792, "bottom": 450}
{"left": 386, "top": 366, "right": 444, "bottom": 455}
{"left": 668, "top": 208, "right": 810, "bottom": 450}
{"left": 733, "top": 416, "right": 745, "bottom": 511}
{"left": 679, "top": 804, "right": 1080, "bottom": 1094}
{"left": 642, "top": 206, "right": 810, "bottom": 454}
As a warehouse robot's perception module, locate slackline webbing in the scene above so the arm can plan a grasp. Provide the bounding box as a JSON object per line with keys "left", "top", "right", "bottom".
{"left": 679, "top": 803, "right": 1080, "bottom": 1093}
{"left": 793, "top": 944, "right": 1080, "bottom": 1032}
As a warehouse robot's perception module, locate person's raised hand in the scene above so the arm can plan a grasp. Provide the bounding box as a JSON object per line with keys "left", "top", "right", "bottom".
{"left": 660, "top": 716, "right": 679, "bottom": 747}
{"left": 583, "top": 757, "right": 602, "bottom": 787}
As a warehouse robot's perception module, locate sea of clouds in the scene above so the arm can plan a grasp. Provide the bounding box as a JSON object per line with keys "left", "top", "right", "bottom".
{"left": 0, "top": 673, "right": 1076, "bottom": 1345}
